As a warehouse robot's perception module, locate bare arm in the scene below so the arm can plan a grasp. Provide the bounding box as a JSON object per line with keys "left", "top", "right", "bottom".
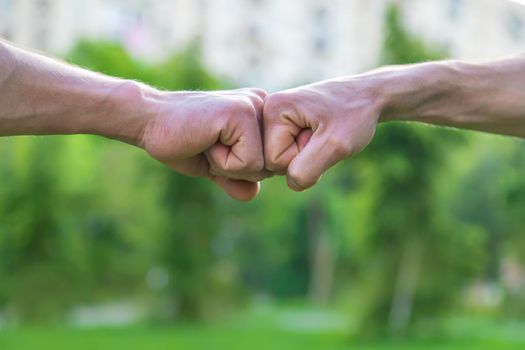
{"left": 0, "top": 40, "right": 269, "bottom": 201}
{"left": 263, "top": 56, "right": 525, "bottom": 191}
{"left": 0, "top": 40, "right": 147, "bottom": 142}
{"left": 379, "top": 56, "right": 525, "bottom": 137}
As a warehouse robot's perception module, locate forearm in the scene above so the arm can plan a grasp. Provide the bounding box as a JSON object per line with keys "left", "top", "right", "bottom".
{"left": 0, "top": 40, "right": 154, "bottom": 145}
{"left": 374, "top": 56, "right": 525, "bottom": 137}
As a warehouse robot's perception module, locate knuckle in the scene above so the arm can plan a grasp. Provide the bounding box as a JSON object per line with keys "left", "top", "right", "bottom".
{"left": 326, "top": 135, "right": 353, "bottom": 158}
{"left": 235, "top": 99, "right": 257, "bottom": 117}
{"left": 246, "top": 157, "right": 265, "bottom": 173}
{"left": 249, "top": 87, "right": 268, "bottom": 99}
{"left": 222, "top": 159, "right": 243, "bottom": 173}
{"left": 265, "top": 160, "right": 285, "bottom": 173}
{"left": 222, "top": 156, "right": 264, "bottom": 175}
{"left": 221, "top": 98, "right": 257, "bottom": 120}
{"left": 251, "top": 95, "right": 265, "bottom": 112}
{"left": 263, "top": 92, "right": 293, "bottom": 120}
{"left": 264, "top": 151, "right": 288, "bottom": 173}
{"left": 287, "top": 167, "right": 315, "bottom": 190}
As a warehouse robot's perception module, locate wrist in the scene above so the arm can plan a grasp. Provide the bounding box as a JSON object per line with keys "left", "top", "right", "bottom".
{"left": 85, "top": 80, "right": 161, "bottom": 148}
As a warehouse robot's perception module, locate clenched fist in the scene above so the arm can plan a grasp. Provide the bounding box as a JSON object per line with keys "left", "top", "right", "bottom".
{"left": 4, "top": 36, "right": 524, "bottom": 201}
{"left": 140, "top": 88, "right": 271, "bottom": 201}
{"left": 263, "top": 78, "right": 380, "bottom": 191}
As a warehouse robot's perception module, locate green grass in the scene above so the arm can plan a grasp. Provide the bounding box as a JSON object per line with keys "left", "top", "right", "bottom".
{"left": 1, "top": 306, "right": 524, "bottom": 350}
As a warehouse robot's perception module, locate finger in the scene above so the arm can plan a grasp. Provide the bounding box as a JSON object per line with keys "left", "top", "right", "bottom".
{"left": 265, "top": 128, "right": 312, "bottom": 176}
{"left": 236, "top": 89, "right": 266, "bottom": 131}
{"left": 206, "top": 142, "right": 272, "bottom": 181}
{"left": 286, "top": 130, "right": 351, "bottom": 191}
{"left": 245, "top": 91, "right": 264, "bottom": 128}
{"left": 210, "top": 175, "right": 260, "bottom": 201}
{"left": 214, "top": 88, "right": 266, "bottom": 132}
{"left": 167, "top": 156, "right": 261, "bottom": 201}
{"left": 296, "top": 128, "right": 313, "bottom": 151}
{"left": 215, "top": 102, "right": 265, "bottom": 176}
{"left": 263, "top": 92, "right": 306, "bottom": 173}
{"left": 246, "top": 88, "right": 268, "bottom": 100}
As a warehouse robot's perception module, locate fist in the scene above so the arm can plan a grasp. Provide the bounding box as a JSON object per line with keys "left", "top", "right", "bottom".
{"left": 142, "top": 88, "right": 271, "bottom": 201}
{"left": 263, "top": 79, "right": 380, "bottom": 191}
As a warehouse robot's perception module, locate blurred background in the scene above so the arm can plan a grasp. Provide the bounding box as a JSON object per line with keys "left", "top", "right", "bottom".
{"left": 1, "top": 0, "right": 525, "bottom": 349}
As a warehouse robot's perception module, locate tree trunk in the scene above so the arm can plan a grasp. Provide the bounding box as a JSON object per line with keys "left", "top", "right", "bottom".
{"left": 388, "top": 239, "right": 424, "bottom": 335}
{"left": 307, "top": 200, "right": 336, "bottom": 305}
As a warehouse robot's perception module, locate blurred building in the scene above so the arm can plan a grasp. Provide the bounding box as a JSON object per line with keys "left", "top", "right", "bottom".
{"left": 1, "top": 0, "right": 525, "bottom": 89}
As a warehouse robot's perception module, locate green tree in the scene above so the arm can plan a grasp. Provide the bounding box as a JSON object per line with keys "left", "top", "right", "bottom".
{"left": 337, "top": 5, "right": 485, "bottom": 338}
{"left": 67, "top": 39, "right": 228, "bottom": 320}
{"left": 0, "top": 39, "right": 228, "bottom": 323}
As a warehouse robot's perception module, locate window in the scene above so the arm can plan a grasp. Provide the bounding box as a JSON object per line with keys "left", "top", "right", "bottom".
{"left": 249, "top": 24, "right": 262, "bottom": 42}
{"left": 312, "top": 6, "right": 329, "bottom": 55}
{"left": 0, "top": 0, "right": 15, "bottom": 38}
{"left": 0, "top": 0, "right": 14, "bottom": 11}
{"left": 508, "top": 13, "right": 525, "bottom": 42}
{"left": 448, "top": 0, "right": 463, "bottom": 21}
{"left": 34, "top": 0, "right": 51, "bottom": 49}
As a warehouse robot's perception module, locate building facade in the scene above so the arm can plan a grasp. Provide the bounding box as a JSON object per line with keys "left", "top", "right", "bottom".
{"left": 1, "top": 0, "right": 525, "bottom": 90}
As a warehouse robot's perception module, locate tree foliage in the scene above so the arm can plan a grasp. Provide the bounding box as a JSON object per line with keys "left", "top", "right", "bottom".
{"left": 0, "top": 10, "right": 524, "bottom": 333}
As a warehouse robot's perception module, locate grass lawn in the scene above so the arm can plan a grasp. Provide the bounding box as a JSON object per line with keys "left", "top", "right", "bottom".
{"left": 0, "top": 306, "right": 524, "bottom": 350}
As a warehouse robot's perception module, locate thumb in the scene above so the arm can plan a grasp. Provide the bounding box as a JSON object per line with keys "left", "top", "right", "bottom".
{"left": 210, "top": 175, "right": 260, "bottom": 201}
{"left": 286, "top": 131, "right": 351, "bottom": 191}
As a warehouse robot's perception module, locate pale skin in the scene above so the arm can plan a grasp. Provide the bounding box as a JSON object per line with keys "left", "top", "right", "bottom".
{"left": 0, "top": 40, "right": 270, "bottom": 201}
{"left": 263, "top": 55, "right": 525, "bottom": 191}
{"left": 1, "top": 40, "right": 524, "bottom": 199}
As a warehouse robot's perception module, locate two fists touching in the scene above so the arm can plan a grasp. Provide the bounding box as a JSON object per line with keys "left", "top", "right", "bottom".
{"left": 141, "top": 79, "right": 380, "bottom": 201}
{"left": 2, "top": 40, "right": 522, "bottom": 190}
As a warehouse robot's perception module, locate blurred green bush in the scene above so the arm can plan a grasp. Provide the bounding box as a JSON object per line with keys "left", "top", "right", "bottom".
{"left": 0, "top": 5, "right": 524, "bottom": 342}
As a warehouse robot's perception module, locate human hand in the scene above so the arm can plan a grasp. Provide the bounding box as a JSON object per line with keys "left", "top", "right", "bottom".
{"left": 140, "top": 88, "right": 271, "bottom": 201}
{"left": 263, "top": 78, "right": 381, "bottom": 191}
